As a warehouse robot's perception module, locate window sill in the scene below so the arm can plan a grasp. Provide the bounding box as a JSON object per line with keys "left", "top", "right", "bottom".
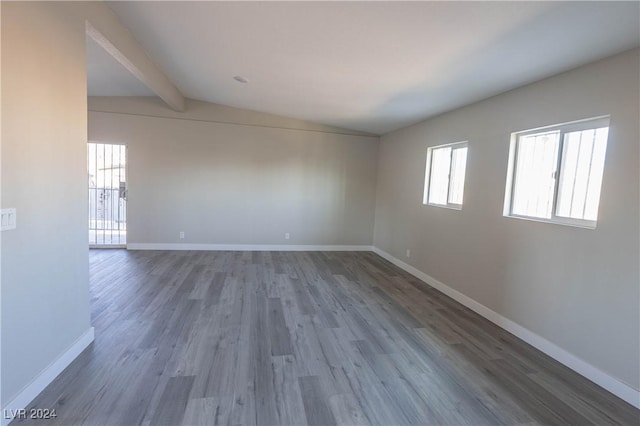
{"left": 503, "top": 214, "right": 596, "bottom": 229}
{"left": 424, "top": 202, "right": 462, "bottom": 211}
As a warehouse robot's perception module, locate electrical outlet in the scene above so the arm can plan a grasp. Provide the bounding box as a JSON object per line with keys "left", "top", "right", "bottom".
{"left": 1, "top": 208, "right": 17, "bottom": 231}
{"left": 179, "top": 231, "right": 185, "bottom": 239}
{"left": 284, "top": 232, "right": 290, "bottom": 240}
{"left": 406, "top": 249, "right": 411, "bottom": 258}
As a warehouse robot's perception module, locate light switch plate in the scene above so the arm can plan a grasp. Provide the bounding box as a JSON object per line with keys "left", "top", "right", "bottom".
{"left": 1, "top": 208, "right": 17, "bottom": 231}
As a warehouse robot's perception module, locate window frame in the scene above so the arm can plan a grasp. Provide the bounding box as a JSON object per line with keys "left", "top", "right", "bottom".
{"left": 423, "top": 141, "right": 469, "bottom": 210}
{"left": 503, "top": 116, "right": 610, "bottom": 229}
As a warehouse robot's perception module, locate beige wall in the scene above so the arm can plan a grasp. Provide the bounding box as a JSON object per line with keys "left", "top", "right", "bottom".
{"left": 88, "top": 98, "right": 379, "bottom": 246}
{"left": 1, "top": 0, "right": 636, "bottom": 411}
{"left": 1, "top": 2, "right": 91, "bottom": 405}
{"left": 374, "top": 49, "right": 640, "bottom": 390}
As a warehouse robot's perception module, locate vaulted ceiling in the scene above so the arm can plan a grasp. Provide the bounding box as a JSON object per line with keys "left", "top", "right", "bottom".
{"left": 87, "top": 1, "right": 640, "bottom": 134}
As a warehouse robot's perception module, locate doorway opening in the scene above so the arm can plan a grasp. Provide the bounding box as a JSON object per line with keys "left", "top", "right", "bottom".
{"left": 88, "top": 142, "right": 127, "bottom": 247}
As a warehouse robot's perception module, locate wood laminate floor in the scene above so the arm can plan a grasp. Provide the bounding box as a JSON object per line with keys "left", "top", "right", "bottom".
{"left": 14, "top": 250, "right": 640, "bottom": 426}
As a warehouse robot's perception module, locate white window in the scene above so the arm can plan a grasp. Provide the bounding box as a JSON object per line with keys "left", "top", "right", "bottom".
{"left": 424, "top": 141, "right": 468, "bottom": 209}
{"left": 504, "top": 116, "right": 609, "bottom": 228}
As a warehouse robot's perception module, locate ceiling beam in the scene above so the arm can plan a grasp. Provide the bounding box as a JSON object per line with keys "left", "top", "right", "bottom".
{"left": 76, "top": 2, "right": 185, "bottom": 112}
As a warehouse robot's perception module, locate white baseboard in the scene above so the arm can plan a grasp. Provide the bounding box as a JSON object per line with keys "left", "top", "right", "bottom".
{"left": 1, "top": 327, "right": 95, "bottom": 426}
{"left": 127, "top": 243, "right": 373, "bottom": 252}
{"left": 371, "top": 247, "right": 640, "bottom": 409}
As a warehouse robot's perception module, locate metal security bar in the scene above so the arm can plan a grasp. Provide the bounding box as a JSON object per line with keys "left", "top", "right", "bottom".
{"left": 88, "top": 143, "right": 127, "bottom": 247}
